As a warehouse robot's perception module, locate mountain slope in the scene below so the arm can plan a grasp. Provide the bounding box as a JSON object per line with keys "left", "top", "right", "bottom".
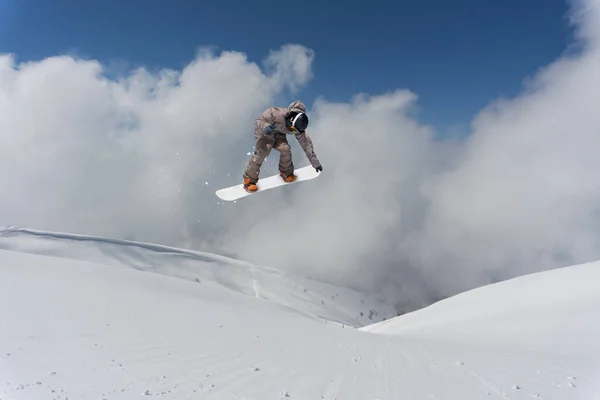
{"left": 0, "top": 226, "right": 395, "bottom": 327}
{"left": 363, "top": 258, "right": 600, "bottom": 349}
{"left": 1, "top": 228, "right": 600, "bottom": 399}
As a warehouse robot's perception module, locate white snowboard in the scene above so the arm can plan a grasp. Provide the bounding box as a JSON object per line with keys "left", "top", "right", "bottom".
{"left": 216, "top": 165, "right": 321, "bottom": 201}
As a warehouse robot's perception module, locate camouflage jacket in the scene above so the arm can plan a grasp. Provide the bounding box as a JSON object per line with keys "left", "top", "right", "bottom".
{"left": 253, "top": 100, "right": 321, "bottom": 168}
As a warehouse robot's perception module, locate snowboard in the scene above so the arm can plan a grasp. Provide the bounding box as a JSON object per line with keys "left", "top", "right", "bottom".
{"left": 216, "top": 165, "right": 321, "bottom": 201}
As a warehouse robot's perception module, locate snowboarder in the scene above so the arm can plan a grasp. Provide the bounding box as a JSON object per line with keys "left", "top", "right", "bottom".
{"left": 243, "top": 100, "right": 323, "bottom": 192}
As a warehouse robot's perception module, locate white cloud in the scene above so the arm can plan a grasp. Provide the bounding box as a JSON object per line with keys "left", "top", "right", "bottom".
{"left": 214, "top": 0, "right": 600, "bottom": 310}
{"left": 0, "top": 46, "right": 312, "bottom": 244}
{"left": 263, "top": 44, "right": 315, "bottom": 93}
{"left": 2, "top": 0, "right": 600, "bottom": 313}
{"left": 395, "top": 0, "right": 600, "bottom": 305}
{"left": 569, "top": 0, "right": 600, "bottom": 44}
{"left": 217, "top": 90, "right": 440, "bottom": 286}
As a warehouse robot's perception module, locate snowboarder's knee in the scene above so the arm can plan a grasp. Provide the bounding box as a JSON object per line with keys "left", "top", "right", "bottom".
{"left": 277, "top": 142, "right": 291, "bottom": 153}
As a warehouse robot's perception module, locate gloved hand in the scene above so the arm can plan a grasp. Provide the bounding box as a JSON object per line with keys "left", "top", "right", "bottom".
{"left": 264, "top": 124, "right": 275, "bottom": 135}
{"left": 315, "top": 165, "right": 323, "bottom": 172}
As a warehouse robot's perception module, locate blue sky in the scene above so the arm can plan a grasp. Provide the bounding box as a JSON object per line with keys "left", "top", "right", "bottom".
{"left": 0, "top": 0, "right": 574, "bottom": 137}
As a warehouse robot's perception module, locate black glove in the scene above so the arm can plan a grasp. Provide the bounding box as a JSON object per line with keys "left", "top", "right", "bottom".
{"left": 315, "top": 165, "right": 322, "bottom": 172}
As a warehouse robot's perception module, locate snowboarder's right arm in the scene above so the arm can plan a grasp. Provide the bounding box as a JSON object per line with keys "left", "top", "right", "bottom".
{"left": 256, "top": 108, "right": 278, "bottom": 135}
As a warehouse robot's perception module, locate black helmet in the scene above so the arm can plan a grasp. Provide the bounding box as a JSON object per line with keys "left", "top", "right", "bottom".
{"left": 288, "top": 112, "right": 309, "bottom": 133}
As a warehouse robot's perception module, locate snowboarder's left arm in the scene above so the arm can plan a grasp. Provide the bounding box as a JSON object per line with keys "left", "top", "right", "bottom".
{"left": 295, "top": 131, "right": 322, "bottom": 171}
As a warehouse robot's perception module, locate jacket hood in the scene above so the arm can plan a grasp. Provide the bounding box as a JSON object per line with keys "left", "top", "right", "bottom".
{"left": 288, "top": 100, "right": 306, "bottom": 114}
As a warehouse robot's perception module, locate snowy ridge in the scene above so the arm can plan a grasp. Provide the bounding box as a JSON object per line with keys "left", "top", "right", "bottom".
{"left": 0, "top": 226, "right": 396, "bottom": 327}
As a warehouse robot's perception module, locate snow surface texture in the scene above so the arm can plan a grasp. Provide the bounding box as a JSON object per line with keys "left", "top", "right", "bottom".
{"left": 2, "top": 227, "right": 600, "bottom": 399}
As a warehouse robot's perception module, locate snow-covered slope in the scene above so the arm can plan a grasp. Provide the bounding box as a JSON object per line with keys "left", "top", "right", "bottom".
{"left": 363, "top": 259, "right": 600, "bottom": 345}
{"left": 2, "top": 227, "right": 600, "bottom": 399}
{"left": 0, "top": 227, "right": 395, "bottom": 327}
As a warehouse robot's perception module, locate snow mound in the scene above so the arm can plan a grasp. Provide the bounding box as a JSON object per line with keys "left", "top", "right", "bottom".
{"left": 0, "top": 226, "right": 396, "bottom": 327}
{"left": 362, "top": 259, "right": 600, "bottom": 353}
{"left": 2, "top": 227, "right": 600, "bottom": 399}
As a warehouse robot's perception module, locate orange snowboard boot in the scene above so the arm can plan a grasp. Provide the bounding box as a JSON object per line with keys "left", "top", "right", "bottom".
{"left": 244, "top": 178, "right": 258, "bottom": 192}
{"left": 280, "top": 172, "right": 297, "bottom": 183}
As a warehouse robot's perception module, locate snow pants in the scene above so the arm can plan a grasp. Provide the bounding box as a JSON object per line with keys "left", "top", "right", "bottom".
{"left": 243, "top": 133, "right": 293, "bottom": 183}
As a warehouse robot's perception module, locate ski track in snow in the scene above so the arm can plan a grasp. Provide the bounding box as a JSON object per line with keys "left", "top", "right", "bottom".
{"left": 1, "top": 227, "right": 600, "bottom": 399}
